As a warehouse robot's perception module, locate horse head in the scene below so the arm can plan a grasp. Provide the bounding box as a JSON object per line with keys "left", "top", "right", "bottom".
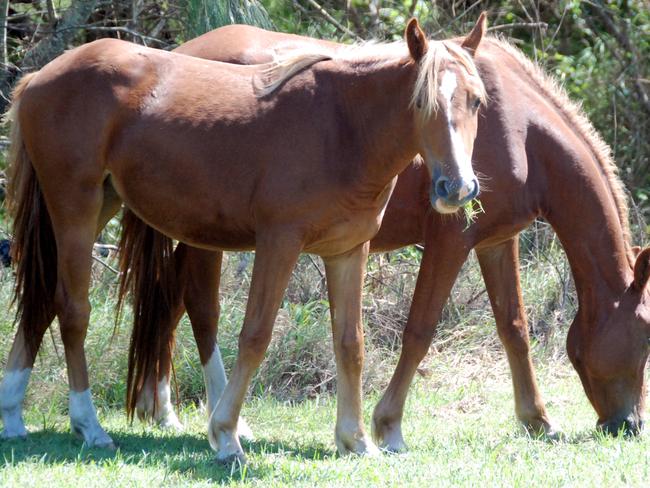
{"left": 568, "top": 247, "right": 650, "bottom": 435}
{"left": 406, "top": 14, "right": 487, "bottom": 214}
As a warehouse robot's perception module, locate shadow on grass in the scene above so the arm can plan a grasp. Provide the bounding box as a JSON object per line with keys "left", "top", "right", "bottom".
{"left": 0, "top": 428, "right": 335, "bottom": 483}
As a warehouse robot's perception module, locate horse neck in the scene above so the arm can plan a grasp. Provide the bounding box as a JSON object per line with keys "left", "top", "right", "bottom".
{"left": 535, "top": 129, "right": 632, "bottom": 318}
{"left": 481, "top": 38, "right": 633, "bottom": 320}
{"left": 334, "top": 59, "right": 420, "bottom": 190}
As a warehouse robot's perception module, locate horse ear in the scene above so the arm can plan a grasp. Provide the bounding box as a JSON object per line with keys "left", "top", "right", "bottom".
{"left": 461, "top": 12, "right": 488, "bottom": 57}
{"left": 632, "top": 246, "right": 642, "bottom": 257}
{"left": 405, "top": 18, "right": 428, "bottom": 62}
{"left": 633, "top": 248, "right": 650, "bottom": 291}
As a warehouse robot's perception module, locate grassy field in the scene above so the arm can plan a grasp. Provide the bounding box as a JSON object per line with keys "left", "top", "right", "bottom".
{"left": 2, "top": 360, "right": 650, "bottom": 487}
{"left": 0, "top": 223, "right": 648, "bottom": 486}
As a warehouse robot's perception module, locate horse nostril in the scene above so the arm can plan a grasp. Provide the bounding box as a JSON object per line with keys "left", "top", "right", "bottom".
{"left": 457, "top": 179, "right": 480, "bottom": 205}
{"left": 468, "top": 179, "right": 480, "bottom": 199}
{"left": 600, "top": 416, "right": 643, "bottom": 437}
{"left": 435, "top": 176, "right": 451, "bottom": 199}
{"left": 624, "top": 417, "right": 643, "bottom": 436}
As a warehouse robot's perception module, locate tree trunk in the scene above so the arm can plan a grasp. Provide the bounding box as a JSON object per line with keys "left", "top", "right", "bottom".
{"left": 21, "top": 0, "right": 99, "bottom": 70}
{"left": 0, "top": 0, "right": 11, "bottom": 107}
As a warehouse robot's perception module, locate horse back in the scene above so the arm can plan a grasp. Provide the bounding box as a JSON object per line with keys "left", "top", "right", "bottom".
{"left": 175, "top": 24, "right": 340, "bottom": 64}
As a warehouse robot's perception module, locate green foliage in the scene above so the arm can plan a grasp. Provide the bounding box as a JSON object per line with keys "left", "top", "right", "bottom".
{"left": 183, "top": 0, "right": 274, "bottom": 39}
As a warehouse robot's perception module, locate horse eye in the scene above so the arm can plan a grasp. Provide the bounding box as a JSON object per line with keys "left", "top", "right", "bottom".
{"left": 472, "top": 98, "right": 481, "bottom": 110}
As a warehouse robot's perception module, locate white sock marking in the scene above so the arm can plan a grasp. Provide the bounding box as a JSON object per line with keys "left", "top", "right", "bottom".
{"left": 0, "top": 368, "right": 31, "bottom": 438}
{"left": 156, "top": 377, "right": 183, "bottom": 429}
{"left": 69, "top": 389, "right": 113, "bottom": 447}
{"left": 203, "top": 345, "right": 254, "bottom": 441}
{"left": 203, "top": 346, "right": 228, "bottom": 416}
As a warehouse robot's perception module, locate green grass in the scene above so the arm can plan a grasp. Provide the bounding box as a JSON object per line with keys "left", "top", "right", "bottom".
{"left": 2, "top": 362, "right": 649, "bottom": 487}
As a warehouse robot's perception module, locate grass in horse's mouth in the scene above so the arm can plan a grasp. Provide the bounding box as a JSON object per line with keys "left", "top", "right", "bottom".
{"left": 463, "top": 198, "right": 485, "bottom": 229}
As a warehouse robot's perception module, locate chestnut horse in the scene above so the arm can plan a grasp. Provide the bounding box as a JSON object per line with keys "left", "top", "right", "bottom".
{"left": 120, "top": 25, "right": 649, "bottom": 449}
{"left": 0, "top": 18, "right": 488, "bottom": 461}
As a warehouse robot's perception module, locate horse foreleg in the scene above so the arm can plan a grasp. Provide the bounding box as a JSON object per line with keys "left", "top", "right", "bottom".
{"left": 208, "top": 233, "right": 301, "bottom": 463}
{"left": 476, "top": 236, "right": 558, "bottom": 437}
{"left": 372, "top": 231, "right": 469, "bottom": 452}
{"left": 182, "top": 246, "right": 254, "bottom": 440}
{"left": 323, "top": 242, "right": 379, "bottom": 456}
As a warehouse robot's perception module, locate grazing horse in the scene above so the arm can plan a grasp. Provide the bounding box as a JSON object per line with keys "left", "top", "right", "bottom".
{"left": 0, "top": 18, "right": 488, "bottom": 462}
{"left": 120, "top": 24, "right": 649, "bottom": 449}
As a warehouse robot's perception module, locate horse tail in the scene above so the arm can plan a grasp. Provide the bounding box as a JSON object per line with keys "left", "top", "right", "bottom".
{"left": 117, "top": 208, "right": 180, "bottom": 420}
{"left": 5, "top": 72, "right": 58, "bottom": 358}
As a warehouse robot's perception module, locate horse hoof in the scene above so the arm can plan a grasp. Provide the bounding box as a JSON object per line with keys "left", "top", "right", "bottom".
{"left": 159, "top": 414, "right": 184, "bottom": 432}
{"left": 371, "top": 418, "right": 408, "bottom": 453}
{"left": 95, "top": 439, "right": 117, "bottom": 450}
{"left": 72, "top": 426, "right": 115, "bottom": 449}
{"left": 1, "top": 428, "right": 28, "bottom": 440}
{"left": 379, "top": 439, "right": 408, "bottom": 454}
{"left": 361, "top": 441, "right": 381, "bottom": 457}
{"left": 522, "top": 418, "right": 563, "bottom": 441}
{"left": 215, "top": 450, "right": 247, "bottom": 466}
{"left": 544, "top": 426, "right": 564, "bottom": 442}
{"left": 336, "top": 434, "right": 381, "bottom": 457}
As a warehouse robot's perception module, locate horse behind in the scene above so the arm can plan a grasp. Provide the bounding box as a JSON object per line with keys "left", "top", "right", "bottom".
{"left": 0, "top": 18, "right": 487, "bottom": 462}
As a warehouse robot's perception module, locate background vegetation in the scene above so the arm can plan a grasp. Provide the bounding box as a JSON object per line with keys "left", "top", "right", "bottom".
{"left": 0, "top": 0, "right": 648, "bottom": 485}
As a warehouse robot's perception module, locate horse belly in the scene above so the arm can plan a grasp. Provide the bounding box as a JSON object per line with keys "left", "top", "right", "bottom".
{"left": 109, "top": 162, "right": 256, "bottom": 250}
{"left": 304, "top": 213, "right": 383, "bottom": 256}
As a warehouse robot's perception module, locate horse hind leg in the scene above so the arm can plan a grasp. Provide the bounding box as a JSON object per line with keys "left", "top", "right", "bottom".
{"left": 2, "top": 170, "right": 114, "bottom": 444}
{"left": 476, "top": 237, "right": 559, "bottom": 438}
{"left": 1, "top": 148, "right": 58, "bottom": 438}
{"left": 181, "top": 246, "right": 253, "bottom": 440}
{"left": 0, "top": 316, "right": 54, "bottom": 438}
{"left": 47, "top": 178, "right": 114, "bottom": 448}
{"left": 209, "top": 232, "right": 301, "bottom": 463}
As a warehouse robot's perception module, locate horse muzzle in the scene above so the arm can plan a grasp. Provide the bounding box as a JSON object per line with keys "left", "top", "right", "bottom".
{"left": 429, "top": 175, "right": 480, "bottom": 213}
{"left": 598, "top": 415, "right": 644, "bottom": 437}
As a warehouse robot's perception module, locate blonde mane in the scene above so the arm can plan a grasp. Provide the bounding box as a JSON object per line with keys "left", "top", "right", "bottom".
{"left": 487, "top": 37, "right": 633, "bottom": 263}
{"left": 254, "top": 39, "right": 485, "bottom": 121}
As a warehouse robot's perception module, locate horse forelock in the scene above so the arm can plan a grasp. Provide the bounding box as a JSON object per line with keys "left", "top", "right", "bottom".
{"left": 410, "top": 41, "right": 486, "bottom": 120}
{"left": 487, "top": 37, "right": 633, "bottom": 266}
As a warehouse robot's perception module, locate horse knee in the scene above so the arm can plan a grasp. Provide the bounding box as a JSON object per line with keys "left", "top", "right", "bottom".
{"left": 338, "top": 328, "right": 364, "bottom": 368}
{"left": 402, "top": 325, "right": 435, "bottom": 359}
{"left": 496, "top": 319, "right": 530, "bottom": 354}
{"left": 238, "top": 326, "right": 272, "bottom": 363}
